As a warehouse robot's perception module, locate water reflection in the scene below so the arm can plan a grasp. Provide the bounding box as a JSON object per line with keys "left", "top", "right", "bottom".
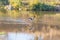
{"left": 8, "top": 32, "right": 35, "bottom": 40}
{"left": 0, "top": 32, "right": 35, "bottom": 40}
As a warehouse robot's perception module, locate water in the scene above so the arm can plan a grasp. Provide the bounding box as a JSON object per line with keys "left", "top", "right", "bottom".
{"left": 0, "top": 32, "right": 45, "bottom": 40}
{"left": 8, "top": 32, "right": 35, "bottom": 40}
{"left": 0, "top": 32, "right": 35, "bottom": 40}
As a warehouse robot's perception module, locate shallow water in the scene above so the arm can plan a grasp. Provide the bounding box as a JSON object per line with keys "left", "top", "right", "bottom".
{"left": 8, "top": 32, "right": 35, "bottom": 40}
{"left": 0, "top": 32, "right": 35, "bottom": 40}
